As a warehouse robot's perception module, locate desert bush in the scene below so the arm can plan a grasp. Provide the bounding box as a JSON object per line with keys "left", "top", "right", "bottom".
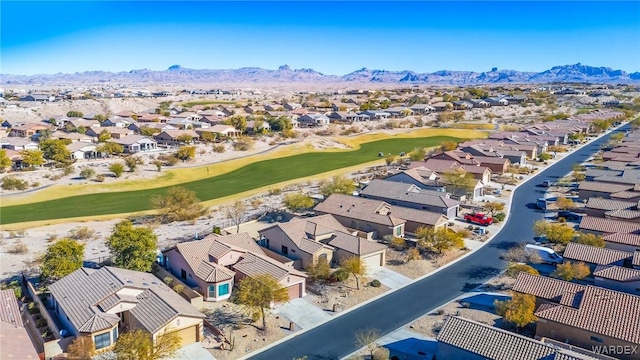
{"left": 268, "top": 188, "right": 282, "bottom": 195}
{"left": 212, "top": 144, "right": 226, "bottom": 153}
{"left": 1, "top": 176, "right": 29, "bottom": 190}
{"left": 31, "top": 181, "right": 40, "bottom": 188}
{"left": 493, "top": 212, "right": 506, "bottom": 222}
{"left": 173, "top": 284, "right": 185, "bottom": 293}
{"left": 330, "top": 268, "right": 350, "bottom": 282}
{"left": 68, "top": 226, "right": 96, "bottom": 240}
{"left": 233, "top": 137, "right": 255, "bottom": 151}
{"left": 95, "top": 174, "right": 105, "bottom": 182}
{"left": 370, "top": 279, "right": 381, "bottom": 288}
{"left": 7, "top": 241, "right": 29, "bottom": 254}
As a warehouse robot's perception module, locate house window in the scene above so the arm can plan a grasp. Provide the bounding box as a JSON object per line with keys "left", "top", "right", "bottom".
{"left": 112, "top": 327, "right": 118, "bottom": 342}
{"left": 395, "top": 227, "right": 402, "bottom": 236}
{"left": 291, "top": 249, "right": 296, "bottom": 253}
{"left": 590, "top": 336, "right": 604, "bottom": 343}
{"left": 181, "top": 269, "right": 187, "bottom": 280}
{"left": 218, "top": 283, "right": 229, "bottom": 296}
{"left": 94, "top": 332, "right": 111, "bottom": 350}
{"left": 208, "top": 285, "right": 215, "bottom": 298}
{"left": 281, "top": 246, "right": 288, "bottom": 255}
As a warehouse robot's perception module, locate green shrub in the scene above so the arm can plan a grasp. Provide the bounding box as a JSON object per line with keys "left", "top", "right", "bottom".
{"left": 493, "top": 212, "right": 506, "bottom": 222}
{"left": 370, "top": 279, "right": 381, "bottom": 288}
{"left": 330, "top": 268, "right": 350, "bottom": 282}
{"left": 173, "top": 284, "right": 185, "bottom": 293}
{"left": 1, "top": 176, "right": 29, "bottom": 190}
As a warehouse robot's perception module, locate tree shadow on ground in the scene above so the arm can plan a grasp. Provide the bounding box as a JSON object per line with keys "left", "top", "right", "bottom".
{"left": 205, "top": 306, "right": 253, "bottom": 331}
{"left": 459, "top": 265, "right": 501, "bottom": 280}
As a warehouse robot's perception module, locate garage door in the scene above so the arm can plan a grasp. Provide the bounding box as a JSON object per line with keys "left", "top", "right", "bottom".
{"left": 362, "top": 253, "right": 382, "bottom": 270}
{"left": 287, "top": 283, "right": 302, "bottom": 299}
{"left": 167, "top": 325, "right": 197, "bottom": 346}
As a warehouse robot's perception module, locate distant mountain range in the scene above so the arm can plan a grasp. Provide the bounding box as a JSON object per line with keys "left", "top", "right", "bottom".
{"left": 2, "top": 63, "right": 639, "bottom": 85}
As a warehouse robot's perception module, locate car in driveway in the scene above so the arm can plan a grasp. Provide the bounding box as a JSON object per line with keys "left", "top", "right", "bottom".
{"left": 464, "top": 212, "right": 493, "bottom": 226}
{"left": 557, "top": 211, "right": 582, "bottom": 221}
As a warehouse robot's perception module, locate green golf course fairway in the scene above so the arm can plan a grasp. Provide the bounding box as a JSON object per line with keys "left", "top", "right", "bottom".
{"left": 1, "top": 135, "right": 460, "bottom": 224}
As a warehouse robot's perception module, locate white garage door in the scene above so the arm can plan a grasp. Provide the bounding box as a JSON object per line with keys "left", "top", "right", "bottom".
{"left": 362, "top": 253, "right": 382, "bottom": 270}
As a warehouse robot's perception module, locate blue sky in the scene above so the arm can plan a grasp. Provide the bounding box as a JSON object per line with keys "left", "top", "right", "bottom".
{"left": 1, "top": 1, "right": 639, "bottom": 75}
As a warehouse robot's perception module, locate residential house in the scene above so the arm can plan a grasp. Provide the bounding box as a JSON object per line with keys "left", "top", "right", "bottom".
{"left": 460, "top": 143, "right": 527, "bottom": 166}
{"left": 258, "top": 214, "right": 387, "bottom": 270}
{"left": 246, "top": 120, "right": 270, "bottom": 134}
{"left": 0, "top": 289, "right": 40, "bottom": 359}
{"left": 563, "top": 242, "right": 634, "bottom": 272}
{"left": 485, "top": 97, "right": 509, "bottom": 106}
{"left": 331, "top": 102, "right": 360, "bottom": 112}
{"left": 327, "top": 112, "right": 369, "bottom": 123}
{"left": 48, "top": 266, "right": 205, "bottom": 351}
{"left": 385, "top": 168, "right": 446, "bottom": 192}
{"left": 170, "top": 112, "right": 202, "bottom": 122}
{"left": 20, "top": 93, "right": 55, "bottom": 102}
{"left": 578, "top": 182, "right": 634, "bottom": 200}
{"left": 430, "top": 102, "right": 453, "bottom": 112}
{"left": 195, "top": 125, "right": 241, "bottom": 139}
{"left": 110, "top": 135, "right": 158, "bottom": 153}
{"left": 3, "top": 149, "right": 24, "bottom": 170}
{"left": 162, "top": 232, "right": 307, "bottom": 301}
{"left": 8, "top": 122, "right": 52, "bottom": 138}
{"left": 66, "top": 119, "right": 101, "bottom": 132}
{"left": 513, "top": 273, "right": 640, "bottom": 360}
{"left": 408, "top": 104, "right": 435, "bottom": 114}
{"left": 263, "top": 104, "right": 284, "bottom": 112}
{"left": 452, "top": 100, "right": 473, "bottom": 110}
{"left": 584, "top": 198, "right": 637, "bottom": 218}
{"left": 297, "top": 114, "right": 330, "bottom": 127}
{"left": 67, "top": 142, "right": 99, "bottom": 160}
{"left": 313, "top": 194, "right": 406, "bottom": 240}
{"left": 128, "top": 122, "right": 176, "bottom": 133}
{"left": 0, "top": 137, "right": 39, "bottom": 151}
{"left": 243, "top": 105, "right": 265, "bottom": 115}
{"left": 466, "top": 99, "right": 490, "bottom": 108}
{"left": 593, "top": 265, "right": 640, "bottom": 295}
{"left": 384, "top": 107, "right": 411, "bottom": 117}
{"left": 51, "top": 130, "right": 94, "bottom": 143}
{"left": 362, "top": 110, "right": 390, "bottom": 120}
{"left": 283, "top": 102, "right": 302, "bottom": 111}
{"left": 387, "top": 205, "right": 448, "bottom": 235}
{"left": 602, "top": 233, "right": 640, "bottom": 253}
{"left": 578, "top": 216, "right": 640, "bottom": 235}
{"left": 154, "top": 130, "right": 199, "bottom": 145}
{"left": 360, "top": 179, "right": 460, "bottom": 218}
{"left": 115, "top": 110, "right": 137, "bottom": 118}
{"left": 102, "top": 117, "right": 132, "bottom": 128}
{"left": 437, "top": 316, "right": 614, "bottom": 360}
{"left": 585, "top": 169, "right": 623, "bottom": 182}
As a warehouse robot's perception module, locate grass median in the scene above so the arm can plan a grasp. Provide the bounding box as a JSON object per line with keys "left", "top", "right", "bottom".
{"left": 0, "top": 135, "right": 465, "bottom": 225}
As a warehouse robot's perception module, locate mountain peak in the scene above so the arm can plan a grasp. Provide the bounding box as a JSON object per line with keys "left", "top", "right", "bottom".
{"left": 168, "top": 65, "right": 183, "bottom": 70}
{"left": 278, "top": 65, "right": 292, "bottom": 71}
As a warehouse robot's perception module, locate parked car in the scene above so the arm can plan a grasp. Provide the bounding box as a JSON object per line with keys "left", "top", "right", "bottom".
{"left": 536, "top": 198, "right": 547, "bottom": 210}
{"left": 464, "top": 212, "right": 493, "bottom": 226}
{"left": 525, "top": 244, "right": 563, "bottom": 264}
{"left": 557, "top": 211, "right": 582, "bottom": 221}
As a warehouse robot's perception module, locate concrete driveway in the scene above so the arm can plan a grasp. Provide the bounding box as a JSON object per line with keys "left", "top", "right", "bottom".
{"left": 273, "top": 297, "right": 332, "bottom": 329}
{"left": 172, "top": 342, "right": 216, "bottom": 360}
{"left": 367, "top": 267, "right": 412, "bottom": 290}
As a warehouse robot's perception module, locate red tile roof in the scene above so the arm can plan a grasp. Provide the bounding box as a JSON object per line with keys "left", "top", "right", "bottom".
{"left": 563, "top": 242, "right": 632, "bottom": 266}
{"left": 578, "top": 216, "right": 640, "bottom": 234}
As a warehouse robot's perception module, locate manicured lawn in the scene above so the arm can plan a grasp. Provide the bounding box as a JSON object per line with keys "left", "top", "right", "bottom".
{"left": 0, "top": 135, "right": 460, "bottom": 224}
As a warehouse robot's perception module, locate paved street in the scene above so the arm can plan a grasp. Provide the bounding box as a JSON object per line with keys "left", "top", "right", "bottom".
{"left": 247, "top": 126, "right": 627, "bottom": 360}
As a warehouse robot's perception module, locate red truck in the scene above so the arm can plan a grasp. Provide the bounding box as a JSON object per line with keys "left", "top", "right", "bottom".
{"left": 464, "top": 212, "right": 494, "bottom": 226}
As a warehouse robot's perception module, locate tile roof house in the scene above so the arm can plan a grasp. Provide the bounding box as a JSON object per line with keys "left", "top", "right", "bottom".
{"left": 578, "top": 216, "right": 640, "bottom": 234}
{"left": 584, "top": 198, "right": 637, "bottom": 218}
{"left": 513, "top": 273, "right": 640, "bottom": 360}
{"left": 162, "top": 233, "right": 307, "bottom": 301}
{"left": 602, "top": 233, "right": 640, "bottom": 253}
{"left": 593, "top": 265, "right": 640, "bottom": 295}
{"left": 359, "top": 179, "right": 460, "bottom": 218}
{"left": 437, "top": 316, "right": 613, "bottom": 360}
{"left": 48, "top": 266, "right": 204, "bottom": 351}
{"left": 154, "top": 130, "right": 199, "bottom": 145}
{"left": 110, "top": 135, "right": 158, "bottom": 153}
{"left": 578, "top": 181, "right": 635, "bottom": 200}
{"left": 313, "top": 193, "right": 406, "bottom": 240}
{"left": 258, "top": 214, "right": 387, "bottom": 271}
{"left": 563, "top": 242, "right": 633, "bottom": 269}
{"left": 8, "top": 122, "right": 52, "bottom": 138}
{"left": 0, "top": 289, "right": 40, "bottom": 359}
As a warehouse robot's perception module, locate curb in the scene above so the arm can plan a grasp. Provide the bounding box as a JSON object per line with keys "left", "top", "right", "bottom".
{"left": 237, "top": 121, "right": 627, "bottom": 360}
